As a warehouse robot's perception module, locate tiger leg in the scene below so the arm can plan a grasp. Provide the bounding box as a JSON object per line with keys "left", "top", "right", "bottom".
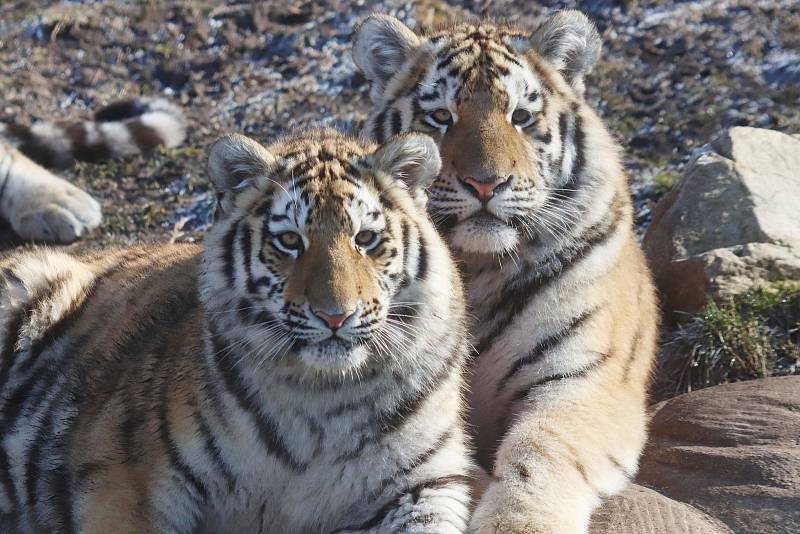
{"left": 76, "top": 464, "right": 201, "bottom": 534}
{"left": 0, "top": 145, "right": 101, "bottom": 243}
{"left": 469, "top": 374, "right": 648, "bottom": 534}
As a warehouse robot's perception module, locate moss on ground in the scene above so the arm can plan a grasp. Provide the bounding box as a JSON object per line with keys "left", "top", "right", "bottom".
{"left": 664, "top": 281, "right": 800, "bottom": 396}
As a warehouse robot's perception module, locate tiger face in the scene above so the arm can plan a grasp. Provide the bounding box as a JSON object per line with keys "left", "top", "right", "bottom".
{"left": 205, "top": 130, "right": 441, "bottom": 373}
{"left": 354, "top": 11, "right": 603, "bottom": 257}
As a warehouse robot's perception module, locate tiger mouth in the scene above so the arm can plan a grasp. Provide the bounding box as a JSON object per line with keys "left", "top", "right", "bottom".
{"left": 465, "top": 210, "right": 508, "bottom": 227}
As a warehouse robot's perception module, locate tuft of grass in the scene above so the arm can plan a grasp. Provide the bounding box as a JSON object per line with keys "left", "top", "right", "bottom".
{"left": 662, "top": 281, "right": 800, "bottom": 397}
{"left": 652, "top": 170, "right": 680, "bottom": 195}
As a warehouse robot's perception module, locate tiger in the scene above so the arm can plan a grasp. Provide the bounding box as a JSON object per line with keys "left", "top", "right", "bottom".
{"left": 0, "top": 128, "right": 474, "bottom": 533}
{"left": 353, "top": 10, "right": 658, "bottom": 533}
{"left": 0, "top": 97, "right": 185, "bottom": 243}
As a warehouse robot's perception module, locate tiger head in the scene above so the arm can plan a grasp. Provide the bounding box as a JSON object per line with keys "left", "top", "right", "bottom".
{"left": 354, "top": 10, "right": 617, "bottom": 259}
{"left": 203, "top": 129, "right": 448, "bottom": 374}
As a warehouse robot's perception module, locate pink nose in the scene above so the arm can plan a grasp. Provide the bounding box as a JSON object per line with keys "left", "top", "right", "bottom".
{"left": 461, "top": 176, "right": 509, "bottom": 201}
{"left": 313, "top": 308, "right": 355, "bottom": 330}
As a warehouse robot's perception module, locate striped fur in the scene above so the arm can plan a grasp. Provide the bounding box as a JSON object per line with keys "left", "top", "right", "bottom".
{"left": 0, "top": 97, "right": 185, "bottom": 243}
{"left": 0, "top": 129, "right": 472, "bottom": 533}
{"left": 354, "top": 11, "right": 658, "bottom": 533}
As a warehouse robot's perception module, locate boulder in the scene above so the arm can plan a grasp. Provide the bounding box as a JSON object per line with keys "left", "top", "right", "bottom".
{"left": 637, "top": 376, "right": 800, "bottom": 534}
{"left": 590, "top": 484, "right": 732, "bottom": 534}
{"left": 643, "top": 127, "right": 800, "bottom": 316}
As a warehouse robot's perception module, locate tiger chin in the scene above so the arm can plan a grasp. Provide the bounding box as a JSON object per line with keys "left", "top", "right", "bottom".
{"left": 0, "top": 129, "right": 472, "bottom": 533}
{"left": 354, "top": 10, "right": 659, "bottom": 534}
{"left": 0, "top": 97, "right": 185, "bottom": 243}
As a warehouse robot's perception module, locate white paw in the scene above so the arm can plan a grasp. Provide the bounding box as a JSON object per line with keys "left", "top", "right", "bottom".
{"left": 8, "top": 178, "right": 101, "bottom": 244}
{"left": 469, "top": 481, "right": 585, "bottom": 534}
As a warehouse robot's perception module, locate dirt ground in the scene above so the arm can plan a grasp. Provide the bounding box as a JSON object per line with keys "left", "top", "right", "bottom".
{"left": 1, "top": 0, "right": 798, "bottom": 251}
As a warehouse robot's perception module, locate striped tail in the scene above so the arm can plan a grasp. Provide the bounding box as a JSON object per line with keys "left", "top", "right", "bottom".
{"left": 0, "top": 97, "right": 186, "bottom": 169}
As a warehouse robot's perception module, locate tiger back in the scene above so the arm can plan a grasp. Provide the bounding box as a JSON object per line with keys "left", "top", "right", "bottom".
{"left": 354, "top": 10, "right": 658, "bottom": 533}
{"left": 0, "top": 129, "right": 472, "bottom": 533}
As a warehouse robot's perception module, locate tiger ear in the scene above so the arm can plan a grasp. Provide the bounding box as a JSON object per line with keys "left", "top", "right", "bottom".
{"left": 353, "top": 14, "right": 420, "bottom": 101}
{"left": 373, "top": 133, "right": 441, "bottom": 207}
{"left": 521, "top": 10, "right": 602, "bottom": 95}
{"left": 207, "top": 134, "right": 276, "bottom": 216}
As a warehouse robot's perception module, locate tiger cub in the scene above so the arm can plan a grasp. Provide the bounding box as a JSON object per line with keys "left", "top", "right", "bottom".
{"left": 354, "top": 10, "right": 658, "bottom": 533}
{"left": 0, "top": 129, "right": 472, "bottom": 533}
{"left": 0, "top": 97, "right": 185, "bottom": 243}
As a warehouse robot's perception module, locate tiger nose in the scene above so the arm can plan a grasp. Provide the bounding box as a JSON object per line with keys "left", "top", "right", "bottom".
{"left": 460, "top": 176, "right": 510, "bottom": 201}
{"left": 312, "top": 308, "right": 355, "bottom": 330}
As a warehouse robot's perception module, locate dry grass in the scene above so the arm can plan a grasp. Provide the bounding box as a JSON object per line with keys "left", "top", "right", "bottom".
{"left": 657, "top": 281, "right": 800, "bottom": 398}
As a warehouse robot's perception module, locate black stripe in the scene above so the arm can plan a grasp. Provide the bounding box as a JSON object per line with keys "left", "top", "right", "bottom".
{"left": 332, "top": 493, "right": 398, "bottom": 532}
{"left": 415, "top": 229, "right": 428, "bottom": 281}
{"left": 194, "top": 408, "right": 237, "bottom": 492}
{"left": 66, "top": 123, "right": 110, "bottom": 163}
{"left": 158, "top": 383, "right": 208, "bottom": 505}
{"left": 398, "top": 220, "right": 411, "bottom": 289}
{"left": 554, "top": 111, "right": 569, "bottom": 174}
{"left": 437, "top": 45, "right": 471, "bottom": 70}
{"left": 409, "top": 474, "right": 472, "bottom": 502}
{"left": 94, "top": 99, "right": 150, "bottom": 121}
{"left": 17, "top": 274, "right": 73, "bottom": 374}
{"left": 1, "top": 364, "right": 53, "bottom": 429}
{"left": 390, "top": 109, "right": 402, "bottom": 136}
{"left": 240, "top": 222, "right": 260, "bottom": 295}
{"left": 371, "top": 429, "right": 453, "bottom": 502}
{"left": 0, "top": 445, "right": 17, "bottom": 514}
{"left": 509, "top": 351, "right": 611, "bottom": 404}
{"left": 474, "top": 272, "right": 559, "bottom": 356}
{"left": 221, "top": 219, "right": 240, "bottom": 288}
{"left": 210, "top": 331, "right": 305, "bottom": 472}
{"left": 374, "top": 110, "right": 388, "bottom": 143}
{"left": 497, "top": 309, "right": 597, "bottom": 392}
{"left": 563, "top": 112, "right": 585, "bottom": 198}
{"left": 24, "top": 387, "right": 65, "bottom": 532}
{"left": 0, "top": 306, "right": 26, "bottom": 391}
{"left": 622, "top": 306, "right": 645, "bottom": 383}
{"left": 51, "top": 431, "right": 76, "bottom": 534}
{"left": 380, "top": 356, "right": 457, "bottom": 433}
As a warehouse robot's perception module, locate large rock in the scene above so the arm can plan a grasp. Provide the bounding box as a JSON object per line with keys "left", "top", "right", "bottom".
{"left": 637, "top": 376, "right": 800, "bottom": 533}
{"left": 644, "top": 127, "right": 800, "bottom": 315}
{"left": 590, "top": 484, "right": 732, "bottom": 534}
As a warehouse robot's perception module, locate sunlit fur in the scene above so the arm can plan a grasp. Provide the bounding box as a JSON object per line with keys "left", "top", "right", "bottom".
{"left": 0, "top": 129, "right": 472, "bottom": 533}
{"left": 355, "top": 10, "right": 658, "bottom": 533}
{"left": 0, "top": 98, "right": 185, "bottom": 243}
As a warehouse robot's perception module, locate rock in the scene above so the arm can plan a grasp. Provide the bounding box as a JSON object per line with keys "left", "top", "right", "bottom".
{"left": 590, "top": 484, "right": 732, "bottom": 534}
{"left": 637, "top": 376, "right": 800, "bottom": 534}
{"left": 644, "top": 127, "right": 800, "bottom": 316}
{"left": 652, "top": 242, "right": 800, "bottom": 314}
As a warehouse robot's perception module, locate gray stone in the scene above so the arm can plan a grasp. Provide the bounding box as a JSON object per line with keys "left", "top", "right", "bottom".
{"left": 637, "top": 377, "right": 800, "bottom": 534}
{"left": 644, "top": 127, "right": 800, "bottom": 315}
{"left": 590, "top": 484, "right": 732, "bottom": 534}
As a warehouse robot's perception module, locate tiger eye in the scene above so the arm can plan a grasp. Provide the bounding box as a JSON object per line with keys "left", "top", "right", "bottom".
{"left": 277, "top": 232, "right": 302, "bottom": 249}
{"left": 511, "top": 108, "right": 533, "bottom": 126}
{"left": 430, "top": 109, "right": 453, "bottom": 125}
{"left": 355, "top": 230, "right": 377, "bottom": 247}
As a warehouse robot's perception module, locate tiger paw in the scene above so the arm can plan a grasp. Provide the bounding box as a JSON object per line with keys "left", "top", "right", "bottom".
{"left": 5, "top": 174, "right": 102, "bottom": 243}
{"left": 469, "top": 481, "right": 585, "bottom": 534}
